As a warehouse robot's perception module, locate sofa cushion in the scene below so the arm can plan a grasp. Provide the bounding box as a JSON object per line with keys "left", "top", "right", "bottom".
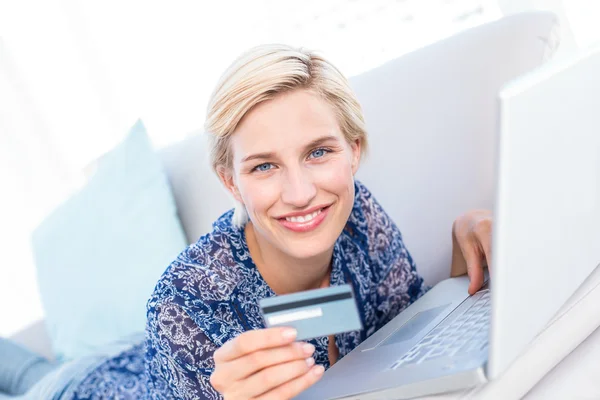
{"left": 31, "top": 120, "right": 187, "bottom": 361}
{"left": 352, "top": 11, "right": 558, "bottom": 285}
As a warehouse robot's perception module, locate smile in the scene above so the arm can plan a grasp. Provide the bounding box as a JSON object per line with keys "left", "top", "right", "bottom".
{"left": 277, "top": 205, "right": 331, "bottom": 233}
{"left": 285, "top": 209, "right": 322, "bottom": 223}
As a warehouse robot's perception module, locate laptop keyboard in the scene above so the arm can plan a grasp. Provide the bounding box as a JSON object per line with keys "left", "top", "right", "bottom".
{"left": 390, "top": 290, "right": 491, "bottom": 369}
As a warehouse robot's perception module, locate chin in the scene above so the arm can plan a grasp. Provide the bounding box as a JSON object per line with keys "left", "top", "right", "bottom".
{"left": 279, "top": 223, "right": 343, "bottom": 260}
{"left": 283, "top": 238, "right": 335, "bottom": 260}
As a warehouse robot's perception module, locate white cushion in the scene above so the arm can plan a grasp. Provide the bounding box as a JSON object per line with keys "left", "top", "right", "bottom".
{"left": 353, "top": 11, "right": 557, "bottom": 285}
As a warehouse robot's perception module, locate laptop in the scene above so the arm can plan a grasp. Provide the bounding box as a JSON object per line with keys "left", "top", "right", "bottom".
{"left": 297, "top": 45, "right": 600, "bottom": 400}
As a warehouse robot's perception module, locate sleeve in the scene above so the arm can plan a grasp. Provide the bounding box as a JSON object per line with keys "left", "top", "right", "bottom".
{"left": 355, "top": 183, "right": 429, "bottom": 330}
{"left": 373, "top": 229, "right": 429, "bottom": 330}
{"left": 144, "top": 298, "right": 222, "bottom": 400}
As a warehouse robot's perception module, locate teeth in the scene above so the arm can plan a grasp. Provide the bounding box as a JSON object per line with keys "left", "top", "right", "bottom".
{"left": 286, "top": 209, "right": 322, "bottom": 223}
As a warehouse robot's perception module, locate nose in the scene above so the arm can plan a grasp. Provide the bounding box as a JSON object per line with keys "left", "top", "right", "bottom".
{"left": 281, "top": 166, "right": 317, "bottom": 208}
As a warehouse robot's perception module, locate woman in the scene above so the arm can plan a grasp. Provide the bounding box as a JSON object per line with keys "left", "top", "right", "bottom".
{"left": 142, "top": 44, "right": 492, "bottom": 399}
{"left": 0, "top": 44, "right": 491, "bottom": 400}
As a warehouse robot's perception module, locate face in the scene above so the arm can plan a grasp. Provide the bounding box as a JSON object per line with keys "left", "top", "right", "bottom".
{"left": 220, "top": 89, "right": 361, "bottom": 260}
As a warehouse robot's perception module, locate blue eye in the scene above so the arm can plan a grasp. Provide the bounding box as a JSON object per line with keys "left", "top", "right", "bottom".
{"left": 254, "top": 163, "right": 273, "bottom": 172}
{"left": 310, "top": 148, "right": 329, "bottom": 159}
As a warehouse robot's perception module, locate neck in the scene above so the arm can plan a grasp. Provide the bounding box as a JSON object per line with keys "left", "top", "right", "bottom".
{"left": 245, "top": 222, "right": 333, "bottom": 295}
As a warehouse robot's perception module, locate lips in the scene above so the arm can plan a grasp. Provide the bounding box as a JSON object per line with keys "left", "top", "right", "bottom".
{"left": 277, "top": 205, "right": 331, "bottom": 233}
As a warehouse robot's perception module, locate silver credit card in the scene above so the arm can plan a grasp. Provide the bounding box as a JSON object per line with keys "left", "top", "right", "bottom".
{"left": 259, "top": 284, "right": 362, "bottom": 341}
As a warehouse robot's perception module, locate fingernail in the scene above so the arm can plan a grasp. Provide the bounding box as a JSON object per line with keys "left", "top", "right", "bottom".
{"left": 302, "top": 343, "right": 315, "bottom": 355}
{"left": 282, "top": 328, "right": 297, "bottom": 340}
{"left": 312, "top": 365, "right": 325, "bottom": 376}
{"left": 305, "top": 357, "right": 315, "bottom": 367}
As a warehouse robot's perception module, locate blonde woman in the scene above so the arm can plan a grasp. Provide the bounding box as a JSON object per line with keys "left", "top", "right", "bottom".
{"left": 0, "top": 45, "right": 491, "bottom": 400}
{"left": 142, "top": 44, "right": 492, "bottom": 399}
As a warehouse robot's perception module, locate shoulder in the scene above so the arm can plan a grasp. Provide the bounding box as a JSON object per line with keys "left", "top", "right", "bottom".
{"left": 348, "top": 180, "right": 402, "bottom": 250}
{"left": 148, "top": 210, "right": 248, "bottom": 317}
{"left": 145, "top": 211, "right": 253, "bottom": 353}
{"left": 351, "top": 180, "right": 394, "bottom": 233}
{"left": 346, "top": 180, "right": 412, "bottom": 278}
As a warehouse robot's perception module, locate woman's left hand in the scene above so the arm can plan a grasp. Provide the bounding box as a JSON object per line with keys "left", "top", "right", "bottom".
{"left": 451, "top": 209, "right": 493, "bottom": 295}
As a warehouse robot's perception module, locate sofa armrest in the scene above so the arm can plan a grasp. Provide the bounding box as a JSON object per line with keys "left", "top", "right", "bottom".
{"left": 9, "top": 319, "right": 55, "bottom": 362}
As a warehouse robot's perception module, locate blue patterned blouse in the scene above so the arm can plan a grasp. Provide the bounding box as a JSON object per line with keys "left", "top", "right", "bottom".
{"left": 68, "top": 180, "right": 427, "bottom": 399}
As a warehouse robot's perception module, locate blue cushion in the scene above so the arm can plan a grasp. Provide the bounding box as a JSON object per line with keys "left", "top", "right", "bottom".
{"left": 32, "top": 120, "right": 187, "bottom": 362}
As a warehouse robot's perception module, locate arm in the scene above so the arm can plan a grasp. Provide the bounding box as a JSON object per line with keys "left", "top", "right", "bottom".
{"left": 373, "top": 222, "right": 428, "bottom": 330}
{"left": 352, "top": 183, "right": 428, "bottom": 330}
{"left": 145, "top": 298, "right": 222, "bottom": 400}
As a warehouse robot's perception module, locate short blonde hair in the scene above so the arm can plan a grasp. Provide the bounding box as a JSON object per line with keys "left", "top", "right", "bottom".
{"left": 205, "top": 44, "right": 368, "bottom": 226}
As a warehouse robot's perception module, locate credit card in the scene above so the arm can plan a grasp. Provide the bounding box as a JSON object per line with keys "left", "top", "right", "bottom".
{"left": 259, "top": 284, "right": 362, "bottom": 341}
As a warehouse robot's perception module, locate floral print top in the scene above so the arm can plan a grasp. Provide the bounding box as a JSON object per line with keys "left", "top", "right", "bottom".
{"left": 68, "top": 180, "right": 427, "bottom": 399}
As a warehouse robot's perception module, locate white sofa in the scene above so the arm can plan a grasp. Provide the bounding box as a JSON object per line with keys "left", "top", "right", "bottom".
{"left": 16, "top": 10, "right": 596, "bottom": 399}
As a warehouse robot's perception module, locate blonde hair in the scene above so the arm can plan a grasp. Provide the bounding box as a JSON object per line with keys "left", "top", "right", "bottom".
{"left": 205, "top": 44, "right": 368, "bottom": 226}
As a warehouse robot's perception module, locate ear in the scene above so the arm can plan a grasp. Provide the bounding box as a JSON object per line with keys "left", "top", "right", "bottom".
{"left": 350, "top": 138, "right": 361, "bottom": 175}
{"left": 217, "top": 166, "right": 244, "bottom": 203}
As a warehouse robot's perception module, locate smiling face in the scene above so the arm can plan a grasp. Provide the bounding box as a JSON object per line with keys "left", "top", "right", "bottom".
{"left": 220, "top": 89, "right": 361, "bottom": 261}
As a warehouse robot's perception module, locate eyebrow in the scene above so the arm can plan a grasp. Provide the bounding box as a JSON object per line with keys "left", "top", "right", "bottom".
{"left": 240, "top": 135, "right": 340, "bottom": 163}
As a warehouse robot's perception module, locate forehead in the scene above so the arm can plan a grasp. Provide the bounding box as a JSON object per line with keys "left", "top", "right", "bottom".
{"left": 231, "top": 90, "right": 343, "bottom": 158}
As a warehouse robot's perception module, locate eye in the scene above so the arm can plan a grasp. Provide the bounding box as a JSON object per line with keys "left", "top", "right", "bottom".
{"left": 308, "top": 148, "right": 330, "bottom": 159}
{"left": 253, "top": 163, "right": 274, "bottom": 172}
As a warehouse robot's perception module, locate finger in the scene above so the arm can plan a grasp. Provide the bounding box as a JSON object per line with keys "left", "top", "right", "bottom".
{"left": 214, "top": 327, "right": 297, "bottom": 363}
{"left": 220, "top": 341, "right": 315, "bottom": 382}
{"left": 255, "top": 364, "right": 325, "bottom": 400}
{"left": 235, "top": 358, "right": 316, "bottom": 399}
{"left": 460, "top": 240, "right": 484, "bottom": 295}
{"left": 475, "top": 224, "right": 493, "bottom": 274}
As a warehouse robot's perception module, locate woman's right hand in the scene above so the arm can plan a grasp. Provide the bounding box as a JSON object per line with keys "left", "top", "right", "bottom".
{"left": 210, "top": 327, "right": 324, "bottom": 399}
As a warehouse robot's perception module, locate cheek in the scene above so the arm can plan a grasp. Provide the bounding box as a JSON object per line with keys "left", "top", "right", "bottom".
{"left": 236, "top": 176, "right": 279, "bottom": 215}
{"left": 313, "top": 157, "right": 355, "bottom": 195}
